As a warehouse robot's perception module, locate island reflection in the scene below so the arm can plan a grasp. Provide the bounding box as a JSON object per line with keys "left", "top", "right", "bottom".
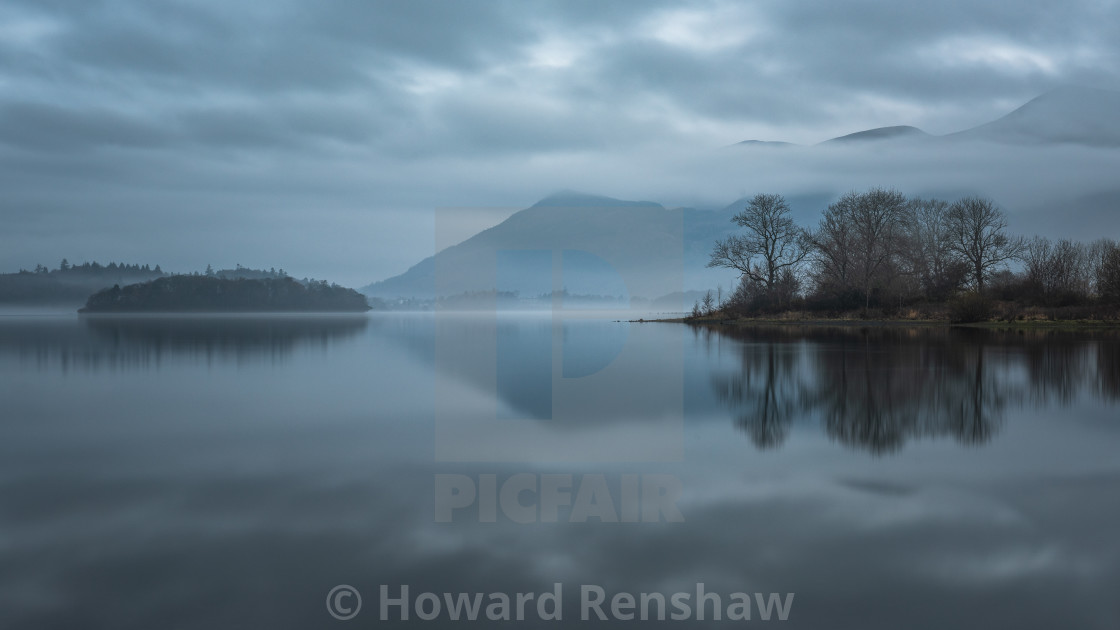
{"left": 0, "top": 315, "right": 369, "bottom": 371}
{"left": 699, "top": 325, "right": 1120, "bottom": 454}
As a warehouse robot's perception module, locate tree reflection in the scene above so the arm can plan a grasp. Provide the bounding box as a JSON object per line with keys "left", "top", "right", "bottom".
{"left": 711, "top": 343, "right": 801, "bottom": 448}
{"left": 704, "top": 325, "right": 1120, "bottom": 454}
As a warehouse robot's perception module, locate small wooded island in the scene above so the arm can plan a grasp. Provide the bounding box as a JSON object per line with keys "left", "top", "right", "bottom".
{"left": 79, "top": 276, "right": 371, "bottom": 313}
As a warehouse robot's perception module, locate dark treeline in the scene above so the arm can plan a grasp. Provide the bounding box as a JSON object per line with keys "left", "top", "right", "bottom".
{"left": 207, "top": 264, "right": 288, "bottom": 281}
{"left": 21, "top": 260, "right": 162, "bottom": 275}
{"left": 0, "top": 260, "right": 343, "bottom": 306}
{"left": 79, "top": 276, "right": 370, "bottom": 313}
{"left": 698, "top": 190, "right": 1120, "bottom": 321}
{"left": 0, "top": 259, "right": 166, "bottom": 304}
{"left": 697, "top": 325, "right": 1120, "bottom": 453}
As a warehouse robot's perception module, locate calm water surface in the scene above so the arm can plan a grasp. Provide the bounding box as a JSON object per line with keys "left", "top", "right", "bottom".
{"left": 1, "top": 311, "right": 1118, "bottom": 629}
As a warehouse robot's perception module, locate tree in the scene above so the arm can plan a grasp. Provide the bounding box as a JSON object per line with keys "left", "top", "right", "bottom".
{"left": 808, "top": 188, "right": 907, "bottom": 310}
{"left": 1083, "top": 238, "right": 1115, "bottom": 298}
{"left": 1099, "top": 242, "right": 1120, "bottom": 304}
{"left": 1052, "top": 239, "right": 1091, "bottom": 302}
{"left": 1022, "top": 236, "right": 1053, "bottom": 297}
{"left": 848, "top": 188, "right": 908, "bottom": 309}
{"left": 205, "top": 264, "right": 215, "bottom": 277}
{"left": 946, "top": 197, "right": 1024, "bottom": 294}
{"left": 701, "top": 290, "right": 715, "bottom": 315}
{"left": 807, "top": 198, "right": 857, "bottom": 304}
{"left": 60, "top": 258, "right": 71, "bottom": 272}
{"left": 708, "top": 194, "right": 809, "bottom": 299}
{"left": 901, "top": 198, "right": 967, "bottom": 301}
{"left": 1025, "top": 238, "right": 1093, "bottom": 305}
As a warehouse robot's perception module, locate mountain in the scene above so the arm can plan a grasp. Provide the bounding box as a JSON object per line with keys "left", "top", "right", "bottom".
{"left": 361, "top": 191, "right": 838, "bottom": 302}
{"left": 821, "top": 125, "right": 930, "bottom": 144}
{"left": 949, "top": 86, "right": 1120, "bottom": 146}
{"left": 731, "top": 86, "right": 1120, "bottom": 147}
{"left": 362, "top": 192, "right": 698, "bottom": 302}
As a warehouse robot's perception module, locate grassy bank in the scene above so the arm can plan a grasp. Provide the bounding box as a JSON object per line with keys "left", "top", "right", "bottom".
{"left": 647, "top": 305, "right": 1120, "bottom": 330}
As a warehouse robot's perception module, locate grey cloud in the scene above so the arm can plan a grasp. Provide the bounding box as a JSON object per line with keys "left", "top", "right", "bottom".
{"left": 1, "top": 0, "right": 1119, "bottom": 286}
{"left": 176, "top": 101, "right": 388, "bottom": 151}
{"left": 0, "top": 101, "right": 171, "bottom": 151}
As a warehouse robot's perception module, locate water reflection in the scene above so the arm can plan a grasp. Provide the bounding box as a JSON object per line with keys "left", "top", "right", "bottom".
{"left": 3, "top": 313, "right": 1120, "bottom": 629}
{"left": 701, "top": 325, "right": 1120, "bottom": 454}
{"left": 0, "top": 315, "right": 369, "bottom": 371}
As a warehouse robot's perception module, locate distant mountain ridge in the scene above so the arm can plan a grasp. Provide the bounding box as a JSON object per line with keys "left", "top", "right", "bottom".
{"left": 821, "top": 125, "right": 930, "bottom": 144}
{"left": 948, "top": 86, "right": 1120, "bottom": 146}
{"left": 362, "top": 192, "right": 693, "bottom": 301}
{"left": 530, "top": 190, "right": 662, "bottom": 208}
{"left": 734, "top": 86, "right": 1120, "bottom": 147}
{"left": 360, "top": 191, "right": 835, "bottom": 302}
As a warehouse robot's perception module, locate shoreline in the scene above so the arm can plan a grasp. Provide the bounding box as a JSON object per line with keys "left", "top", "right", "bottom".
{"left": 636, "top": 316, "right": 1120, "bottom": 330}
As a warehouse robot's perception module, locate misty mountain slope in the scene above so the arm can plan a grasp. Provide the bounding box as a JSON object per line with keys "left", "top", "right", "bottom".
{"left": 362, "top": 192, "right": 693, "bottom": 300}
{"left": 732, "top": 140, "right": 797, "bottom": 147}
{"left": 362, "top": 191, "right": 846, "bottom": 301}
{"left": 729, "top": 87, "right": 1120, "bottom": 147}
{"left": 948, "top": 86, "right": 1120, "bottom": 146}
{"left": 822, "top": 126, "right": 931, "bottom": 144}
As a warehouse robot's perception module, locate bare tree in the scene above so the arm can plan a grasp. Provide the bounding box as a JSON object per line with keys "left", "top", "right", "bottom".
{"left": 708, "top": 194, "right": 809, "bottom": 294}
{"left": 701, "top": 290, "right": 715, "bottom": 315}
{"left": 806, "top": 198, "right": 857, "bottom": 301}
{"left": 902, "top": 198, "right": 967, "bottom": 301}
{"left": 1099, "top": 242, "right": 1120, "bottom": 304}
{"left": 851, "top": 188, "right": 908, "bottom": 309}
{"left": 1023, "top": 237, "right": 1090, "bottom": 304}
{"left": 1084, "top": 238, "right": 1117, "bottom": 297}
{"left": 1023, "top": 235, "right": 1053, "bottom": 295}
{"left": 946, "top": 197, "right": 1025, "bottom": 294}
{"left": 1051, "top": 239, "right": 1091, "bottom": 301}
{"left": 808, "top": 188, "right": 908, "bottom": 310}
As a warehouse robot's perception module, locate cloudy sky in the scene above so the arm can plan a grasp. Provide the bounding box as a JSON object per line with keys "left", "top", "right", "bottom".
{"left": 2, "top": 0, "right": 1119, "bottom": 286}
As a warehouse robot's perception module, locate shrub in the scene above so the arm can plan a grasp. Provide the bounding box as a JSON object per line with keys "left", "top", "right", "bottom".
{"left": 949, "top": 291, "right": 993, "bottom": 323}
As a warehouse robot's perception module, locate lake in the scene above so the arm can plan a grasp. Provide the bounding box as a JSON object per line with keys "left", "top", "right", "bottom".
{"left": 1, "top": 311, "right": 1118, "bottom": 628}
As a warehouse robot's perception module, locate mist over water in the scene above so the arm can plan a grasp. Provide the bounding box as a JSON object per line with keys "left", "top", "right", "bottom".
{"left": 2, "top": 311, "right": 1119, "bottom": 628}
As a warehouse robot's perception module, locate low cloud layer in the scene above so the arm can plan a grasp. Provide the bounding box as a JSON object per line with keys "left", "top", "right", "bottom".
{"left": 1, "top": 0, "right": 1119, "bottom": 286}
